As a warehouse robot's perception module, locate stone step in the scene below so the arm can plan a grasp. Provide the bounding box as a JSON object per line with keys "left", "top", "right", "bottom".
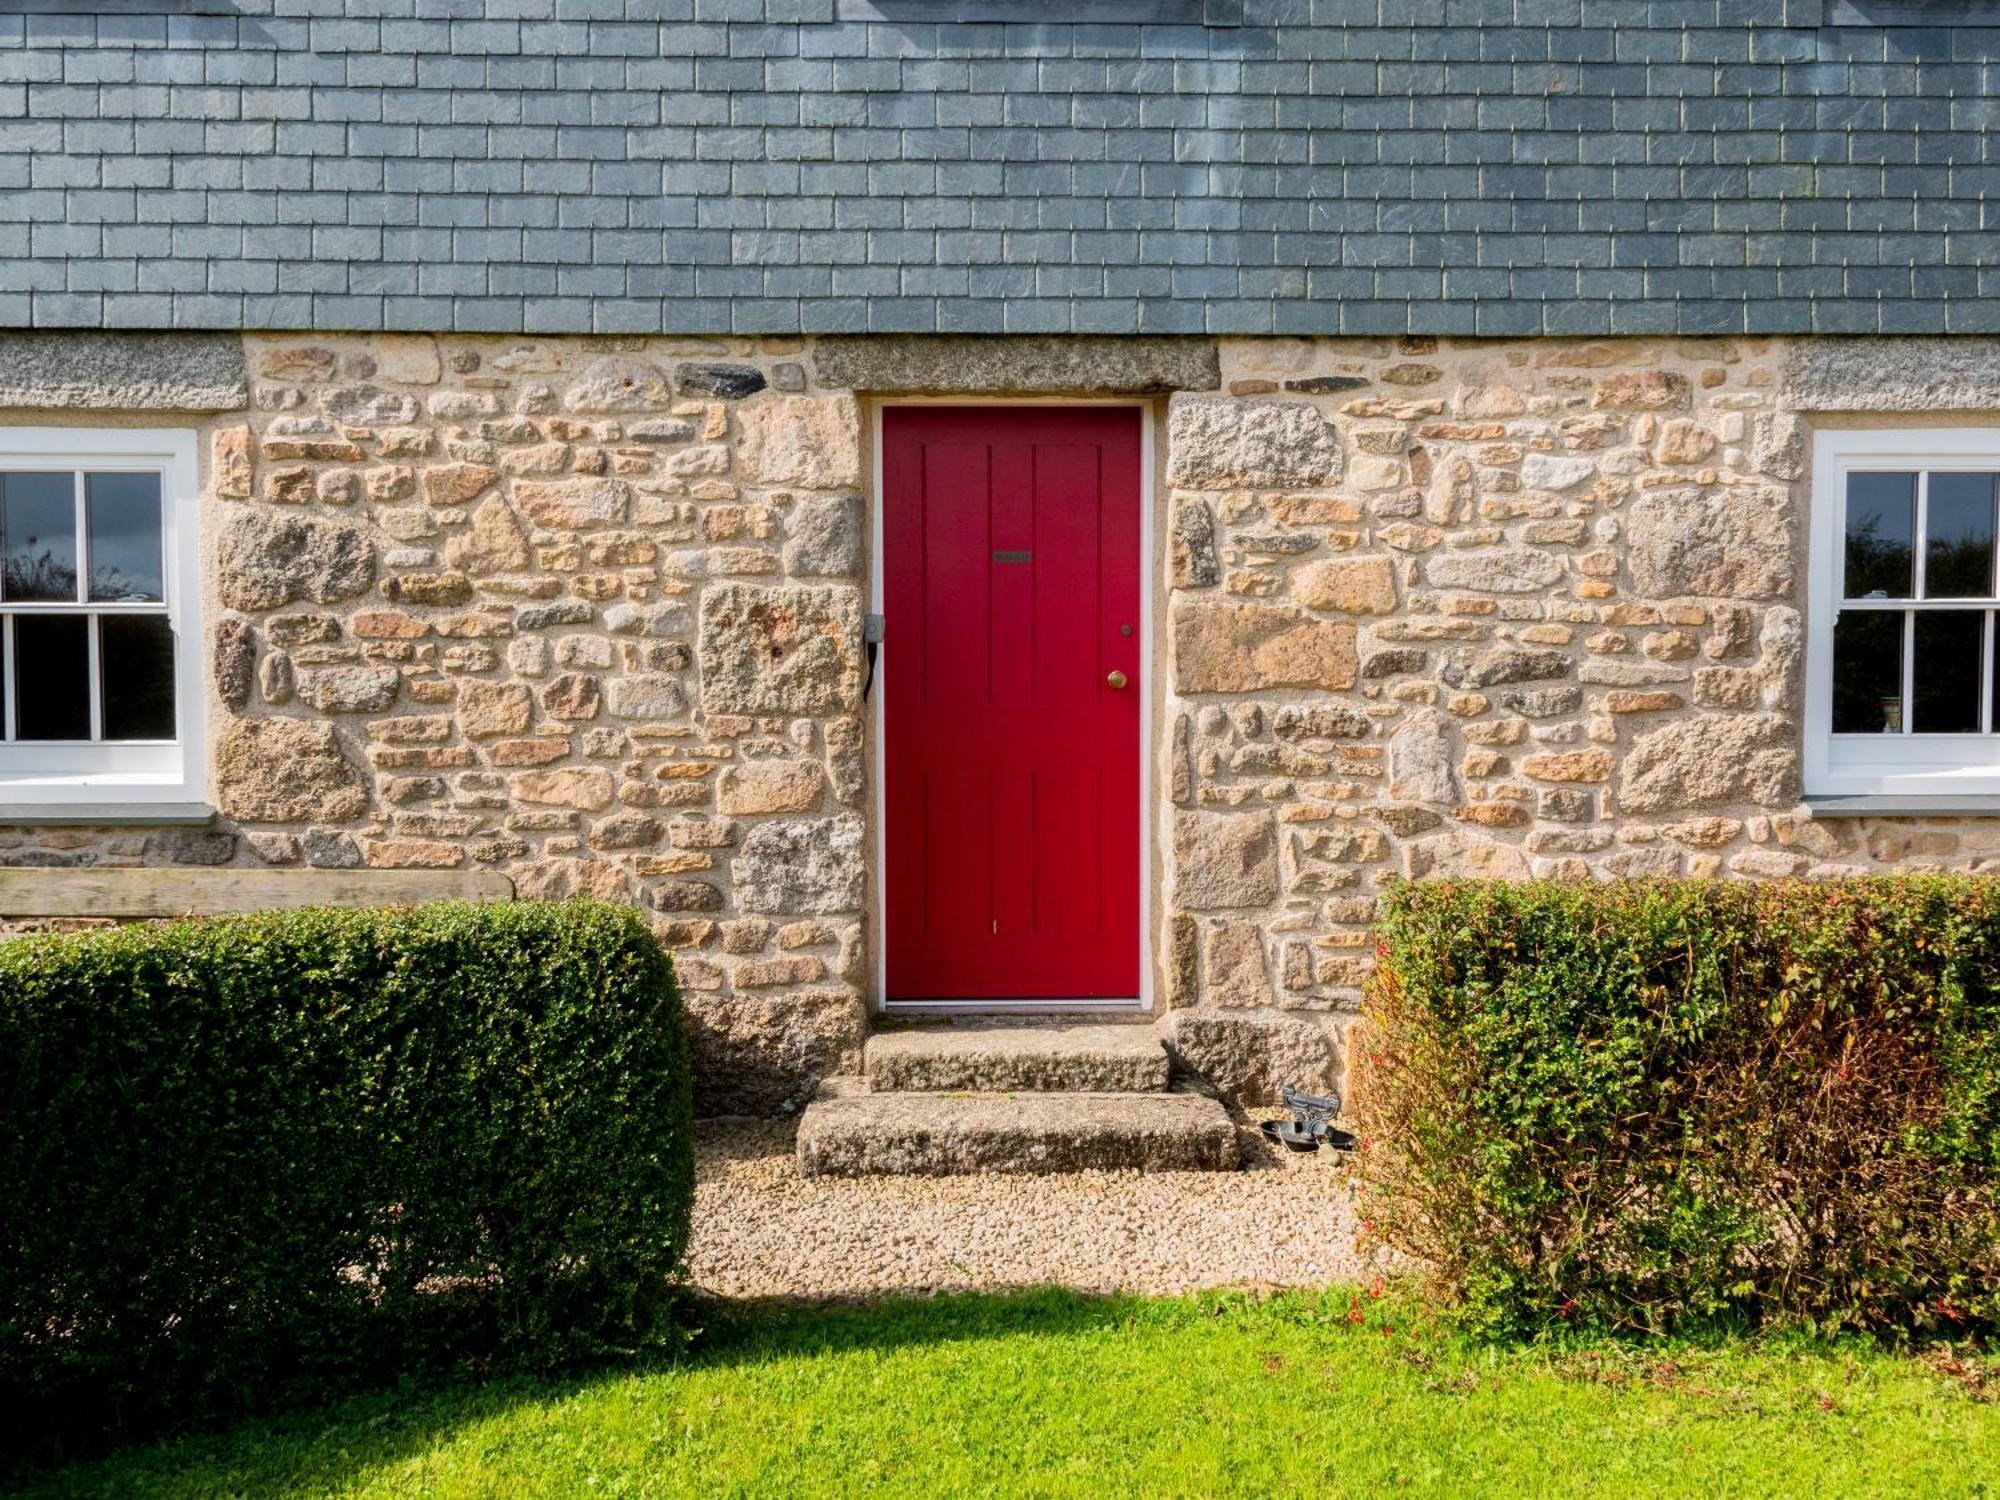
{"left": 796, "top": 1088, "right": 1240, "bottom": 1177}
{"left": 864, "top": 1023, "right": 1171, "bottom": 1094}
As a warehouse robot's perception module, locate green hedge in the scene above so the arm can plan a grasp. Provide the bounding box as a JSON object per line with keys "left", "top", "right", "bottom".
{"left": 0, "top": 900, "right": 693, "bottom": 1462}
{"left": 1357, "top": 877, "right": 2000, "bottom": 1340}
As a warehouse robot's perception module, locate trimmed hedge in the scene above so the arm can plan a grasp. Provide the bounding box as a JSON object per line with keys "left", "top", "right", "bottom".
{"left": 1357, "top": 877, "right": 2000, "bottom": 1340}
{"left": 0, "top": 900, "right": 693, "bottom": 1462}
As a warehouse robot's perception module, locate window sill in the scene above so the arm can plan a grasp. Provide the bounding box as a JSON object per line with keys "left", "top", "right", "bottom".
{"left": 1806, "top": 794, "right": 2000, "bottom": 818}
{"left": 0, "top": 802, "right": 215, "bottom": 827}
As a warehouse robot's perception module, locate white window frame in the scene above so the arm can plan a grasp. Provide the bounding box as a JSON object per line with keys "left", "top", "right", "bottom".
{"left": 0, "top": 427, "right": 204, "bottom": 809}
{"left": 1806, "top": 425, "right": 2000, "bottom": 800}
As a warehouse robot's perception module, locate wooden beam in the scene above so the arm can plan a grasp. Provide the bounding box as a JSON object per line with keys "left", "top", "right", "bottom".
{"left": 0, "top": 868, "right": 515, "bottom": 919}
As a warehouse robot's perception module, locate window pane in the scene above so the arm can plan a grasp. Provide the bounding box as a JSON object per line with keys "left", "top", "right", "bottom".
{"left": 13, "top": 614, "right": 91, "bottom": 741}
{"left": 1925, "top": 472, "right": 1998, "bottom": 598}
{"left": 1845, "top": 472, "right": 1916, "bottom": 599}
{"left": 1, "top": 471, "right": 78, "bottom": 603}
{"left": 1832, "top": 610, "right": 1905, "bottom": 733}
{"left": 1912, "top": 610, "right": 1985, "bottom": 734}
{"left": 86, "top": 472, "right": 164, "bottom": 603}
{"left": 99, "top": 614, "right": 176, "bottom": 741}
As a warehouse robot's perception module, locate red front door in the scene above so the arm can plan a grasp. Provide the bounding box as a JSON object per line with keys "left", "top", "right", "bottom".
{"left": 883, "top": 406, "right": 1143, "bottom": 1001}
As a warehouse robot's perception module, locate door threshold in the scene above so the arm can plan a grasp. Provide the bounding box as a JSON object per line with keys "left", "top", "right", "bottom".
{"left": 882, "top": 998, "right": 1148, "bottom": 1019}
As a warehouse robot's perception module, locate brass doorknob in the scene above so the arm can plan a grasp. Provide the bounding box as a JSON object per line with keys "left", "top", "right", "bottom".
{"left": 1106, "top": 670, "right": 1129, "bottom": 690}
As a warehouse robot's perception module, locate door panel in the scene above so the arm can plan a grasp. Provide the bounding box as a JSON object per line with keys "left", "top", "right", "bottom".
{"left": 883, "top": 407, "right": 1142, "bottom": 1001}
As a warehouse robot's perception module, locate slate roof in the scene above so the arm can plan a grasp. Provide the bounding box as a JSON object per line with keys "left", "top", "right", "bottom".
{"left": 3, "top": 0, "right": 1998, "bottom": 337}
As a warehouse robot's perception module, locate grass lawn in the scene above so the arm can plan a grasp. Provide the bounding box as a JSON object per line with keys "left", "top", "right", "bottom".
{"left": 14, "top": 1289, "right": 1998, "bottom": 1499}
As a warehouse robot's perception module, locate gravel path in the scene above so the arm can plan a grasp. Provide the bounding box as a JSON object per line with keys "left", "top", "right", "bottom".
{"left": 685, "top": 1116, "right": 1389, "bottom": 1300}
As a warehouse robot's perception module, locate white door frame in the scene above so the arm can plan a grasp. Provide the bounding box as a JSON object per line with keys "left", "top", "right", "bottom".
{"left": 867, "top": 396, "right": 1157, "bottom": 1016}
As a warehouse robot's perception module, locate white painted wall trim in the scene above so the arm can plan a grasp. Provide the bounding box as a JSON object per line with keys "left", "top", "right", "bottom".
{"left": 867, "top": 396, "right": 1157, "bottom": 1016}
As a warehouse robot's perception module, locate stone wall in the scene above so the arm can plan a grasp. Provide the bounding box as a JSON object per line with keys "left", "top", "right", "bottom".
{"left": 3, "top": 334, "right": 872, "bottom": 1113}
{"left": 9, "top": 330, "right": 2000, "bottom": 1115}
{"left": 1158, "top": 334, "right": 1917, "bottom": 1104}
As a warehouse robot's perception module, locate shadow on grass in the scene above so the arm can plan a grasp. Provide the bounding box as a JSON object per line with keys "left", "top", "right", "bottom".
{"left": 25, "top": 1286, "right": 1956, "bottom": 1499}
{"left": 10, "top": 1286, "right": 1200, "bottom": 1500}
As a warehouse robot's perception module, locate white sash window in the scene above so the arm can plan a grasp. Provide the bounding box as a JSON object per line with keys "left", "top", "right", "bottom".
{"left": 0, "top": 429, "right": 203, "bottom": 809}
{"left": 1807, "top": 427, "right": 2000, "bottom": 800}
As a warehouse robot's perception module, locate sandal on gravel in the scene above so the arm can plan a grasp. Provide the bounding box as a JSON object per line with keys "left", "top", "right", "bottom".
{"left": 1260, "top": 1117, "right": 1320, "bottom": 1152}
{"left": 1267, "top": 1083, "right": 1357, "bottom": 1155}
